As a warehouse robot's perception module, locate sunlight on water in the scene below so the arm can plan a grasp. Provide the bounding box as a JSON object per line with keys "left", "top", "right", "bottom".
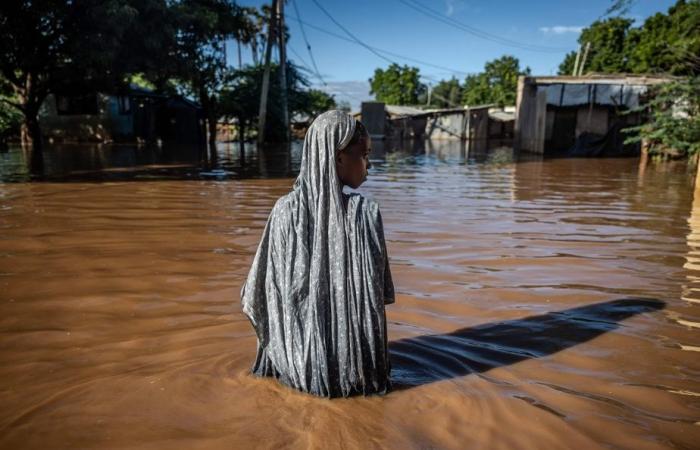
{"left": 0, "top": 141, "right": 698, "bottom": 449}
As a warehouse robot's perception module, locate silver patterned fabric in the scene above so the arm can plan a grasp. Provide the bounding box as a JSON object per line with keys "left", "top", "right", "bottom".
{"left": 240, "top": 110, "right": 395, "bottom": 398}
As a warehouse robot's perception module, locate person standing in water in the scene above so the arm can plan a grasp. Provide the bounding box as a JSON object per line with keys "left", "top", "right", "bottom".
{"left": 240, "top": 110, "right": 395, "bottom": 398}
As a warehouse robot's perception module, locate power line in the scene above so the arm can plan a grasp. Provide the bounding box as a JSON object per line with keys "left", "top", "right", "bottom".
{"left": 310, "top": 0, "right": 395, "bottom": 65}
{"left": 288, "top": 46, "right": 313, "bottom": 71}
{"left": 398, "top": 0, "right": 570, "bottom": 53}
{"left": 291, "top": 0, "right": 326, "bottom": 85}
{"left": 288, "top": 46, "right": 369, "bottom": 103}
{"left": 306, "top": 2, "right": 466, "bottom": 108}
{"left": 286, "top": 16, "right": 473, "bottom": 76}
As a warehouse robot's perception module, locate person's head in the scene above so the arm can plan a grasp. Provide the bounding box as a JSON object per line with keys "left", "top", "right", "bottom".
{"left": 336, "top": 120, "right": 371, "bottom": 189}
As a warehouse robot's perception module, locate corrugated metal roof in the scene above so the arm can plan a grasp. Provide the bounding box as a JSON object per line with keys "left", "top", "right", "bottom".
{"left": 488, "top": 110, "right": 515, "bottom": 122}
{"left": 384, "top": 105, "right": 426, "bottom": 117}
{"left": 525, "top": 74, "right": 675, "bottom": 86}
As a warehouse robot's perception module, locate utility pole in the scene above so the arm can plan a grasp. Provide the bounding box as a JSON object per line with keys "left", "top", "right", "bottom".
{"left": 278, "top": 0, "right": 289, "bottom": 141}
{"left": 578, "top": 42, "right": 591, "bottom": 76}
{"left": 572, "top": 45, "right": 582, "bottom": 76}
{"left": 257, "top": 0, "right": 277, "bottom": 145}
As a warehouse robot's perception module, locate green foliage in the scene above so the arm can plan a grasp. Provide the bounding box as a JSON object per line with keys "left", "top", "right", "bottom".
{"left": 558, "top": 0, "right": 700, "bottom": 75}
{"left": 559, "top": 18, "right": 633, "bottom": 75}
{"left": 170, "top": 1, "right": 247, "bottom": 127}
{"left": 624, "top": 77, "right": 700, "bottom": 156}
{"left": 561, "top": 1, "right": 700, "bottom": 158}
{"left": 337, "top": 100, "right": 352, "bottom": 112}
{"left": 220, "top": 63, "right": 336, "bottom": 141}
{"left": 0, "top": 0, "right": 262, "bottom": 143}
{"left": 369, "top": 64, "right": 425, "bottom": 105}
{"left": 0, "top": 96, "right": 22, "bottom": 138}
{"left": 0, "top": 1, "right": 139, "bottom": 101}
{"left": 462, "top": 55, "right": 530, "bottom": 107}
{"left": 625, "top": 1, "right": 700, "bottom": 76}
{"left": 427, "top": 77, "right": 462, "bottom": 108}
{"left": 303, "top": 89, "right": 337, "bottom": 118}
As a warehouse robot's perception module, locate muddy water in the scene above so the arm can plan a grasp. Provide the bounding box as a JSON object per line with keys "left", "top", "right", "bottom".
{"left": 0, "top": 142, "right": 699, "bottom": 449}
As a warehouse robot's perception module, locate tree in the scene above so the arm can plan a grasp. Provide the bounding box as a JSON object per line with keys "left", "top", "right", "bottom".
{"left": 337, "top": 100, "right": 352, "bottom": 112}
{"left": 626, "top": 0, "right": 700, "bottom": 76}
{"left": 0, "top": 0, "right": 139, "bottom": 149}
{"left": 427, "top": 77, "right": 462, "bottom": 108}
{"left": 299, "top": 89, "right": 337, "bottom": 119}
{"left": 624, "top": 77, "right": 700, "bottom": 156}
{"left": 232, "top": 6, "right": 263, "bottom": 68}
{"left": 557, "top": 1, "right": 700, "bottom": 76}
{"left": 369, "top": 64, "right": 425, "bottom": 105}
{"left": 172, "top": 0, "right": 250, "bottom": 149}
{"left": 462, "top": 55, "right": 530, "bottom": 107}
{"left": 558, "top": 18, "right": 633, "bottom": 75}
{"left": 220, "top": 62, "right": 335, "bottom": 142}
{"left": 621, "top": 1, "right": 700, "bottom": 156}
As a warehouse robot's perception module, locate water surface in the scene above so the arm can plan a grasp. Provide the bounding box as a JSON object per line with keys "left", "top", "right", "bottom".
{"left": 0, "top": 142, "right": 698, "bottom": 449}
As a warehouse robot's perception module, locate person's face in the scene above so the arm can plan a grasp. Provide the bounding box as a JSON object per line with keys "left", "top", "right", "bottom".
{"left": 336, "top": 135, "right": 371, "bottom": 189}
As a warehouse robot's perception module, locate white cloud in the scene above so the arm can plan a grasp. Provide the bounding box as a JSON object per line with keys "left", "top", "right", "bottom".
{"left": 539, "top": 26, "right": 584, "bottom": 35}
{"left": 445, "top": 0, "right": 470, "bottom": 17}
{"left": 314, "top": 80, "right": 373, "bottom": 112}
{"left": 446, "top": 0, "right": 455, "bottom": 17}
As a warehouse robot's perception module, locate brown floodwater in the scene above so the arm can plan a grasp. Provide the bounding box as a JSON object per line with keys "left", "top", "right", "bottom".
{"left": 0, "top": 142, "right": 699, "bottom": 449}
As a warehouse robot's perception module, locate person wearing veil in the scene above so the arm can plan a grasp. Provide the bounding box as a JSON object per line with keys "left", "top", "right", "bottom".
{"left": 240, "top": 110, "right": 395, "bottom": 398}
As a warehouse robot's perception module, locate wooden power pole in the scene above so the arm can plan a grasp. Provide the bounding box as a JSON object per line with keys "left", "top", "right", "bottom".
{"left": 578, "top": 42, "right": 591, "bottom": 76}
{"left": 257, "top": 0, "right": 277, "bottom": 144}
{"left": 278, "top": 0, "right": 289, "bottom": 141}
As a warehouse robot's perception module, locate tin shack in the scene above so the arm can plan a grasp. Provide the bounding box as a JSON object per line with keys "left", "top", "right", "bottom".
{"left": 514, "top": 75, "right": 673, "bottom": 156}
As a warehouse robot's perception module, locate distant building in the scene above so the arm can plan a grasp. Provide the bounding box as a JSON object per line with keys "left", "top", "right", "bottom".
{"left": 40, "top": 85, "right": 204, "bottom": 145}
{"left": 360, "top": 102, "right": 515, "bottom": 150}
{"left": 514, "top": 74, "right": 674, "bottom": 156}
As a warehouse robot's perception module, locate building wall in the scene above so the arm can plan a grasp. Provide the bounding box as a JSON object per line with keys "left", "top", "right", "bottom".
{"left": 426, "top": 111, "right": 466, "bottom": 140}
{"left": 469, "top": 109, "right": 490, "bottom": 151}
{"left": 575, "top": 106, "right": 609, "bottom": 137}
{"left": 361, "top": 102, "right": 386, "bottom": 139}
{"left": 515, "top": 79, "right": 547, "bottom": 153}
{"left": 40, "top": 94, "right": 134, "bottom": 142}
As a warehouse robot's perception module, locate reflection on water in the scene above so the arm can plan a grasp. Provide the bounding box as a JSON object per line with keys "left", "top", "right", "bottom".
{"left": 0, "top": 142, "right": 699, "bottom": 449}
{"left": 0, "top": 142, "right": 303, "bottom": 182}
{"left": 0, "top": 140, "right": 525, "bottom": 183}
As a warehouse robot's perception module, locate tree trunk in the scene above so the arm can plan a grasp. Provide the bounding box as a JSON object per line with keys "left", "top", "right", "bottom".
{"left": 12, "top": 72, "right": 46, "bottom": 152}
{"left": 251, "top": 43, "right": 258, "bottom": 65}
{"left": 208, "top": 108, "right": 218, "bottom": 151}
{"left": 238, "top": 119, "right": 246, "bottom": 165}
{"left": 20, "top": 105, "right": 43, "bottom": 152}
{"left": 198, "top": 85, "right": 218, "bottom": 152}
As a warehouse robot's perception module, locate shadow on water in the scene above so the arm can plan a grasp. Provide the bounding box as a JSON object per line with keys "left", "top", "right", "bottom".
{"left": 389, "top": 298, "right": 665, "bottom": 390}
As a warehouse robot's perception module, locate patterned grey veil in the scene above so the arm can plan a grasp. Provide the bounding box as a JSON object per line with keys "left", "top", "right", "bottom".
{"left": 240, "top": 110, "right": 394, "bottom": 397}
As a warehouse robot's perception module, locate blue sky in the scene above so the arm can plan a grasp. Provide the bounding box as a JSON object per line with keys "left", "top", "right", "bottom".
{"left": 231, "top": 0, "right": 677, "bottom": 109}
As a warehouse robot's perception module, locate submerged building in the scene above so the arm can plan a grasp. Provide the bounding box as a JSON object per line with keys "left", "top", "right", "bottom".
{"left": 514, "top": 75, "right": 674, "bottom": 156}
{"left": 40, "top": 85, "right": 204, "bottom": 145}
{"left": 360, "top": 101, "right": 514, "bottom": 150}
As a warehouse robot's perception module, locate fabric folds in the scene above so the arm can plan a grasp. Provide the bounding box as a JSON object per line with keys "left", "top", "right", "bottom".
{"left": 240, "top": 110, "right": 395, "bottom": 398}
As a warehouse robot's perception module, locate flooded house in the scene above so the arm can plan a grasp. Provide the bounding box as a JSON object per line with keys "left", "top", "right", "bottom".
{"left": 360, "top": 101, "right": 514, "bottom": 150}
{"left": 40, "top": 85, "right": 204, "bottom": 145}
{"left": 514, "top": 74, "right": 674, "bottom": 156}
